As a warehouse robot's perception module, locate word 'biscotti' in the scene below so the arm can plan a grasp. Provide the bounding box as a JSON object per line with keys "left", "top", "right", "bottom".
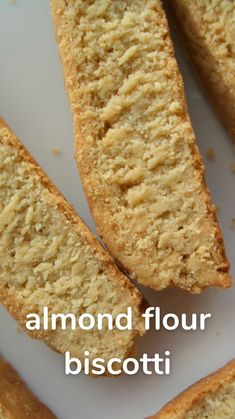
{"left": 0, "top": 119, "right": 144, "bottom": 373}
{"left": 50, "top": 0, "right": 231, "bottom": 293}
{"left": 0, "top": 357, "right": 56, "bottom": 419}
{"left": 148, "top": 359, "right": 235, "bottom": 418}
{"left": 169, "top": 0, "right": 235, "bottom": 140}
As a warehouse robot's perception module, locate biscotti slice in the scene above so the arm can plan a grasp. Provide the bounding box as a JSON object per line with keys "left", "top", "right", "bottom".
{"left": 0, "top": 118, "right": 144, "bottom": 372}
{"left": 148, "top": 359, "right": 235, "bottom": 418}
{"left": 0, "top": 357, "right": 56, "bottom": 419}
{"left": 169, "top": 0, "right": 235, "bottom": 140}
{"left": 50, "top": 0, "right": 231, "bottom": 293}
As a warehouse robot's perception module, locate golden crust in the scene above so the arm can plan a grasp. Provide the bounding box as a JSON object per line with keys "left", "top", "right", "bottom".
{"left": 148, "top": 359, "right": 235, "bottom": 418}
{"left": 0, "top": 357, "right": 56, "bottom": 419}
{"left": 169, "top": 0, "right": 235, "bottom": 141}
{"left": 0, "top": 117, "right": 145, "bottom": 369}
{"left": 50, "top": 0, "right": 231, "bottom": 293}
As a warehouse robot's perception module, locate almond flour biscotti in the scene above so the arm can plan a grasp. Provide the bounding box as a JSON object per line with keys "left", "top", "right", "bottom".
{"left": 148, "top": 359, "right": 235, "bottom": 418}
{"left": 0, "top": 357, "right": 56, "bottom": 419}
{"left": 169, "top": 0, "right": 235, "bottom": 140}
{"left": 50, "top": 0, "right": 231, "bottom": 293}
{"left": 0, "top": 118, "right": 144, "bottom": 371}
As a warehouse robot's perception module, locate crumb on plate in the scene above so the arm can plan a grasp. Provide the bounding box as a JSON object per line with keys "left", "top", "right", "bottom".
{"left": 206, "top": 147, "right": 215, "bottom": 160}
{"left": 229, "top": 163, "right": 235, "bottom": 174}
{"left": 52, "top": 147, "right": 61, "bottom": 155}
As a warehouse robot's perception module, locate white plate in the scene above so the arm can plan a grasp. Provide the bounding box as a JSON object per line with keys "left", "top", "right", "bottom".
{"left": 0, "top": 2, "right": 235, "bottom": 418}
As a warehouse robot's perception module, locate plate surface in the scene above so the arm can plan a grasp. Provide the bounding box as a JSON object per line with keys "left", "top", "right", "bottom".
{"left": 0, "top": 2, "right": 235, "bottom": 418}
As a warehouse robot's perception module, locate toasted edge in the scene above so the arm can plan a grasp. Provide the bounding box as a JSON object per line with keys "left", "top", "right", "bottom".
{"left": 168, "top": 0, "right": 235, "bottom": 141}
{"left": 0, "top": 357, "right": 56, "bottom": 419}
{"left": 148, "top": 359, "right": 235, "bottom": 418}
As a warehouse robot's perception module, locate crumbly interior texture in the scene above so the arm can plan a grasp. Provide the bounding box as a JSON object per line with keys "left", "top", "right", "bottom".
{"left": 0, "top": 358, "right": 56, "bottom": 419}
{"left": 0, "top": 121, "right": 144, "bottom": 366}
{"left": 185, "top": 381, "right": 235, "bottom": 419}
{"left": 170, "top": 0, "right": 235, "bottom": 139}
{"left": 51, "top": 0, "right": 231, "bottom": 292}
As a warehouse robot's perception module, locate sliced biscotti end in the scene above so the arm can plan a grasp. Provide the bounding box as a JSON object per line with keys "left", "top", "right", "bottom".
{"left": 0, "top": 117, "right": 145, "bottom": 368}
{"left": 148, "top": 359, "right": 235, "bottom": 419}
{"left": 169, "top": 0, "right": 235, "bottom": 141}
{"left": 0, "top": 357, "right": 56, "bottom": 419}
{"left": 50, "top": 0, "right": 231, "bottom": 293}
